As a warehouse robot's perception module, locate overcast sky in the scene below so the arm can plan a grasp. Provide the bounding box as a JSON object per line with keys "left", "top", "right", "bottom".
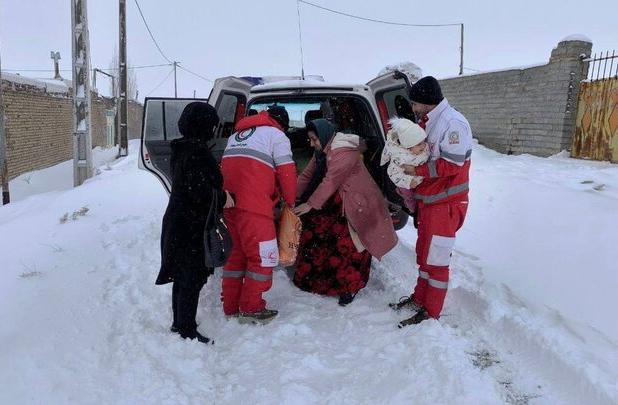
{"left": 1, "top": 0, "right": 616, "bottom": 100}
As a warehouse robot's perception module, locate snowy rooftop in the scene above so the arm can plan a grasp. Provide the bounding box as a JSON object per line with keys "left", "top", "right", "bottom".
{"left": 1, "top": 72, "right": 70, "bottom": 94}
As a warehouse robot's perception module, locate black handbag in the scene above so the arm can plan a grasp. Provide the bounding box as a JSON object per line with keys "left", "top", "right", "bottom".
{"left": 203, "top": 190, "right": 233, "bottom": 268}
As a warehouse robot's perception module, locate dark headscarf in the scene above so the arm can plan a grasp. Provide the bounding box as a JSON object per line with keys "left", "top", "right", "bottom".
{"left": 299, "top": 119, "right": 336, "bottom": 204}
{"left": 334, "top": 100, "right": 360, "bottom": 133}
{"left": 177, "top": 102, "right": 219, "bottom": 140}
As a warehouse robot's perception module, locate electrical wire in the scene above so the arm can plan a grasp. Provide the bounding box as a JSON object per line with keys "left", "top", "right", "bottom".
{"left": 2, "top": 63, "right": 172, "bottom": 73}
{"left": 133, "top": 0, "right": 172, "bottom": 63}
{"left": 146, "top": 66, "right": 175, "bottom": 96}
{"left": 177, "top": 64, "right": 213, "bottom": 83}
{"left": 298, "top": 0, "right": 461, "bottom": 27}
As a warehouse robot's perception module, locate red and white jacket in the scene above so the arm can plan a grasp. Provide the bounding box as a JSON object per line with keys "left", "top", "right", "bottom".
{"left": 414, "top": 98, "right": 472, "bottom": 205}
{"left": 221, "top": 112, "right": 297, "bottom": 218}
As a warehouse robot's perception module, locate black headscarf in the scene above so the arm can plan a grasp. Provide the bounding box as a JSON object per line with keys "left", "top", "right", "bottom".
{"left": 177, "top": 102, "right": 219, "bottom": 140}
{"left": 299, "top": 119, "right": 337, "bottom": 204}
{"left": 173, "top": 101, "right": 222, "bottom": 189}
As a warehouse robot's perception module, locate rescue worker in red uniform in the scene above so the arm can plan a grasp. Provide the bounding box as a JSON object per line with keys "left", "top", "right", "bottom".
{"left": 393, "top": 76, "right": 472, "bottom": 326}
{"left": 221, "top": 106, "right": 297, "bottom": 324}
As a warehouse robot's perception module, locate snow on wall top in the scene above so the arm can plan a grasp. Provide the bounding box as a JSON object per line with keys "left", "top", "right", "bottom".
{"left": 379, "top": 62, "right": 423, "bottom": 83}
{"left": 560, "top": 34, "right": 592, "bottom": 43}
{"left": 1, "top": 72, "right": 70, "bottom": 94}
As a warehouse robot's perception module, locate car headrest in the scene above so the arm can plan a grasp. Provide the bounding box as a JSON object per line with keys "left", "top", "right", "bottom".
{"left": 304, "top": 110, "right": 323, "bottom": 125}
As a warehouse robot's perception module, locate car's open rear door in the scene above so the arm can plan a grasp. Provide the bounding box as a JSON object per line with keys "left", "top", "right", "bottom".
{"left": 367, "top": 70, "right": 415, "bottom": 133}
{"left": 139, "top": 97, "right": 206, "bottom": 193}
{"left": 367, "top": 71, "right": 415, "bottom": 229}
{"left": 207, "top": 76, "right": 253, "bottom": 160}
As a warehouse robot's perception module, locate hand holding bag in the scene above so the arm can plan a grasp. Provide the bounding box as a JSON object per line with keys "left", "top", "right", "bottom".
{"left": 203, "top": 190, "right": 233, "bottom": 268}
{"left": 277, "top": 205, "right": 302, "bottom": 267}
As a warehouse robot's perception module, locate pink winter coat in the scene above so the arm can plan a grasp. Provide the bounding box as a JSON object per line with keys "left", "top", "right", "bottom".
{"left": 297, "top": 132, "right": 398, "bottom": 260}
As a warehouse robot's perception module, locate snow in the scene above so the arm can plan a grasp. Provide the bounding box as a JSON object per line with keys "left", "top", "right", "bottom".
{"left": 379, "top": 61, "right": 423, "bottom": 83}
{"left": 560, "top": 34, "right": 593, "bottom": 43}
{"left": 3, "top": 145, "right": 118, "bottom": 202}
{"left": 1, "top": 72, "right": 69, "bottom": 94}
{"left": 1, "top": 140, "right": 617, "bottom": 404}
{"left": 251, "top": 79, "right": 367, "bottom": 92}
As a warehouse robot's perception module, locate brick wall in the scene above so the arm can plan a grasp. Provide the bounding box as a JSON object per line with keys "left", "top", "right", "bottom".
{"left": 439, "top": 39, "right": 592, "bottom": 156}
{"left": 1, "top": 79, "right": 143, "bottom": 180}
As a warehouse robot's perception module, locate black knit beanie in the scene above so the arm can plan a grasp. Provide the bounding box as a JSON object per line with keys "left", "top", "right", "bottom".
{"left": 409, "top": 76, "right": 444, "bottom": 105}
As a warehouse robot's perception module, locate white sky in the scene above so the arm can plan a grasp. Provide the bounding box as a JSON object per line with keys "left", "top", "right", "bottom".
{"left": 1, "top": 0, "right": 617, "bottom": 101}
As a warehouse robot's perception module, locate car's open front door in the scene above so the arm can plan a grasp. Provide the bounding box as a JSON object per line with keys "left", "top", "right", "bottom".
{"left": 207, "top": 76, "right": 253, "bottom": 160}
{"left": 367, "top": 71, "right": 415, "bottom": 230}
{"left": 139, "top": 97, "right": 207, "bottom": 194}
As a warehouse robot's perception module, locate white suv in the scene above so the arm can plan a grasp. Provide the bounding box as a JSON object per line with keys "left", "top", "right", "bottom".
{"left": 139, "top": 71, "right": 415, "bottom": 229}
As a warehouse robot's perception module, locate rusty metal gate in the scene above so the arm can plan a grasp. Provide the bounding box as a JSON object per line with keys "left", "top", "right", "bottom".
{"left": 572, "top": 51, "right": 618, "bottom": 162}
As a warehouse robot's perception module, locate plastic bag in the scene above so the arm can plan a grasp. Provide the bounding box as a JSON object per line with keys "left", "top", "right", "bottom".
{"left": 277, "top": 205, "right": 302, "bottom": 266}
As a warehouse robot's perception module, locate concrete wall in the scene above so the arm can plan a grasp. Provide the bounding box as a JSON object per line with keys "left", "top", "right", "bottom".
{"left": 1, "top": 78, "right": 143, "bottom": 180}
{"left": 440, "top": 39, "right": 592, "bottom": 156}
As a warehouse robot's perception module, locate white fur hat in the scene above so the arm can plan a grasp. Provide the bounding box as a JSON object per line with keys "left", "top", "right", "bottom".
{"left": 389, "top": 118, "right": 426, "bottom": 148}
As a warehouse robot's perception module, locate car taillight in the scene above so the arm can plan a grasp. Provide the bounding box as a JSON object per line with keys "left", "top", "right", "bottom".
{"left": 377, "top": 98, "right": 390, "bottom": 133}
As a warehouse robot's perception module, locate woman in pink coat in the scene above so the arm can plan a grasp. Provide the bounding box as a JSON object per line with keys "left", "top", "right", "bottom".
{"left": 293, "top": 116, "right": 398, "bottom": 306}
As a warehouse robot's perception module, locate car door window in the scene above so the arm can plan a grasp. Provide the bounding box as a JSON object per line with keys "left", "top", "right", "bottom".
{"left": 141, "top": 98, "right": 198, "bottom": 193}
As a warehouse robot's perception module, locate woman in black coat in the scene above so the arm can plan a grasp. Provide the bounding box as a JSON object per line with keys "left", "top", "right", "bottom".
{"left": 157, "top": 102, "right": 230, "bottom": 344}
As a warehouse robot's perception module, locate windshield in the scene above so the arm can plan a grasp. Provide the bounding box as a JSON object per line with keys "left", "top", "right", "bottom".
{"left": 249, "top": 101, "right": 324, "bottom": 129}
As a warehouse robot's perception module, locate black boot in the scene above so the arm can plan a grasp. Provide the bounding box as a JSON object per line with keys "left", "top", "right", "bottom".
{"left": 338, "top": 293, "right": 355, "bottom": 307}
{"left": 177, "top": 328, "right": 213, "bottom": 345}
{"left": 398, "top": 308, "right": 431, "bottom": 328}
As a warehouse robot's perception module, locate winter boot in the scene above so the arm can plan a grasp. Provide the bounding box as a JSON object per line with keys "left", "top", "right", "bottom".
{"left": 176, "top": 328, "right": 214, "bottom": 345}
{"left": 389, "top": 295, "right": 422, "bottom": 312}
{"left": 398, "top": 308, "right": 431, "bottom": 328}
{"left": 238, "top": 309, "right": 278, "bottom": 325}
{"left": 338, "top": 293, "right": 356, "bottom": 307}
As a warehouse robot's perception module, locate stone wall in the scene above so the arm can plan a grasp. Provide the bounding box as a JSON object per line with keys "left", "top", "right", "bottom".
{"left": 439, "top": 39, "right": 592, "bottom": 156}
{"left": 1, "top": 78, "right": 143, "bottom": 180}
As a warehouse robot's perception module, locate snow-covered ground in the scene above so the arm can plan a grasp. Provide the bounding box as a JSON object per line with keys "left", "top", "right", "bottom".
{"left": 1, "top": 140, "right": 617, "bottom": 404}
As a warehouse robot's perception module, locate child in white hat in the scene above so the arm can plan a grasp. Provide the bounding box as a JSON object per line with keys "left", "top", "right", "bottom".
{"left": 381, "top": 118, "right": 429, "bottom": 187}
{"left": 380, "top": 118, "right": 430, "bottom": 211}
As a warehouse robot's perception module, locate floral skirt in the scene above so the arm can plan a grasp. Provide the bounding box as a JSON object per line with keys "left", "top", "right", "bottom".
{"left": 293, "top": 194, "right": 372, "bottom": 296}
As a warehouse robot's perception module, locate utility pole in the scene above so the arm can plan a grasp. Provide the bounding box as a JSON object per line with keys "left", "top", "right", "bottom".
{"left": 50, "top": 51, "right": 62, "bottom": 80}
{"left": 71, "top": 0, "right": 94, "bottom": 187}
{"left": 173, "top": 61, "right": 178, "bottom": 98}
{"left": 459, "top": 23, "right": 464, "bottom": 76}
{"left": 118, "top": 0, "right": 128, "bottom": 157}
{"left": 0, "top": 45, "right": 10, "bottom": 204}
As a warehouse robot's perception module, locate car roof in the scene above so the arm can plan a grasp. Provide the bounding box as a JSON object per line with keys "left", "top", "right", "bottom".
{"left": 250, "top": 79, "right": 369, "bottom": 93}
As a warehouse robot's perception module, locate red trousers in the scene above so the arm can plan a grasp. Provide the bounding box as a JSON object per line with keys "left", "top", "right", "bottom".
{"left": 413, "top": 199, "right": 468, "bottom": 318}
{"left": 221, "top": 208, "right": 278, "bottom": 315}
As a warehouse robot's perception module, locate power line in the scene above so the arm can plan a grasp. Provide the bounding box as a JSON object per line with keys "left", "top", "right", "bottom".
{"left": 177, "top": 64, "right": 213, "bottom": 83}
{"left": 2, "top": 63, "right": 172, "bottom": 73}
{"left": 100, "top": 63, "right": 172, "bottom": 71}
{"left": 146, "top": 66, "right": 175, "bottom": 96}
{"left": 298, "top": 0, "right": 461, "bottom": 27}
{"left": 133, "top": 0, "right": 172, "bottom": 63}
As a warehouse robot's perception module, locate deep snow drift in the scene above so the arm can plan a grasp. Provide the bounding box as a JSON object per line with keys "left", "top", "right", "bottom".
{"left": 1, "top": 140, "right": 617, "bottom": 404}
